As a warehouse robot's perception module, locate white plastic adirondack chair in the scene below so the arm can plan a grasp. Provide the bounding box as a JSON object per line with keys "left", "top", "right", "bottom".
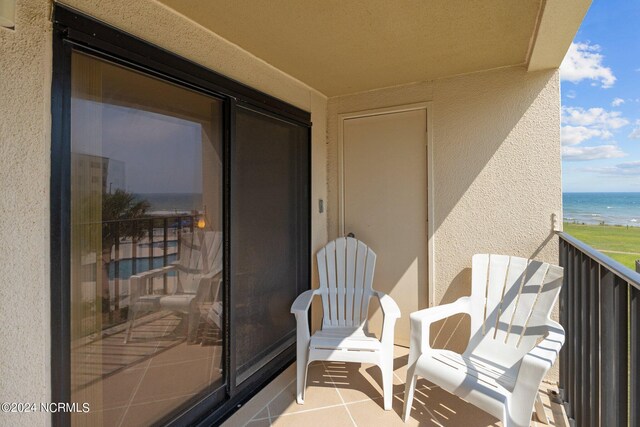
{"left": 403, "top": 254, "right": 564, "bottom": 427}
{"left": 125, "top": 230, "right": 223, "bottom": 343}
{"left": 291, "top": 237, "right": 401, "bottom": 410}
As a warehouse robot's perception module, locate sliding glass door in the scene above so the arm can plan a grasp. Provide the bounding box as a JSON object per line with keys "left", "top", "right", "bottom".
{"left": 232, "top": 106, "right": 310, "bottom": 385}
{"left": 69, "top": 51, "right": 224, "bottom": 426}
{"left": 53, "top": 7, "right": 311, "bottom": 425}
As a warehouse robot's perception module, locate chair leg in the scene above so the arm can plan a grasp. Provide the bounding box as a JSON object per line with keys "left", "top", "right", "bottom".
{"left": 124, "top": 308, "right": 137, "bottom": 344}
{"left": 534, "top": 392, "right": 550, "bottom": 424}
{"left": 187, "top": 309, "right": 200, "bottom": 344}
{"left": 381, "top": 361, "right": 394, "bottom": 410}
{"left": 402, "top": 364, "right": 418, "bottom": 422}
{"left": 296, "top": 360, "right": 309, "bottom": 404}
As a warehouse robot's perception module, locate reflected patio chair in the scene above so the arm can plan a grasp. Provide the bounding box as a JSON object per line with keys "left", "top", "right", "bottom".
{"left": 403, "top": 254, "right": 564, "bottom": 427}
{"left": 124, "top": 230, "right": 223, "bottom": 344}
{"left": 291, "top": 237, "right": 401, "bottom": 410}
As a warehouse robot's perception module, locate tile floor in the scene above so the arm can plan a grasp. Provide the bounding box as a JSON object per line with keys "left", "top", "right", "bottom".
{"left": 71, "top": 312, "right": 224, "bottom": 427}
{"left": 224, "top": 346, "right": 569, "bottom": 427}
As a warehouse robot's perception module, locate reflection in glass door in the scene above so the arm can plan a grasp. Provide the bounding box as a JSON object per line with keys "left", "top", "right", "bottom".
{"left": 69, "top": 52, "right": 224, "bottom": 426}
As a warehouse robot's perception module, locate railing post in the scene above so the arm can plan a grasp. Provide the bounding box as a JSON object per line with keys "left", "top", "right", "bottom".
{"left": 631, "top": 287, "right": 639, "bottom": 427}
{"left": 613, "top": 279, "right": 628, "bottom": 427}
{"left": 148, "top": 219, "right": 154, "bottom": 294}
{"left": 601, "top": 273, "right": 628, "bottom": 426}
{"left": 572, "top": 248, "right": 581, "bottom": 424}
{"left": 579, "top": 253, "right": 589, "bottom": 427}
{"left": 589, "top": 259, "right": 600, "bottom": 426}
{"left": 163, "top": 217, "right": 168, "bottom": 294}
{"left": 559, "top": 238, "right": 568, "bottom": 400}
{"left": 132, "top": 219, "right": 138, "bottom": 276}
{"left": 114, "top": 221, "right": 120, "bottom": 321}
{"left": 600, "top": 269, "right": 615, "bottom": 425}
{"left": 566, "top": 244, "right": 575, "bottom": 418}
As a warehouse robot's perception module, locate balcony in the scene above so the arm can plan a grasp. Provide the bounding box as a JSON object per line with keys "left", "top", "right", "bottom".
{"left": 214, "top": 233, "right": 640, "bottom": 427}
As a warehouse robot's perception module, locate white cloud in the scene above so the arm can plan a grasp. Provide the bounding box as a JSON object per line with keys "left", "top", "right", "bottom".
{"left": 561, "top": 125, "right": 612, "bottom": 146}
{"left": 586, "top": 161, "right": 640, "bottom": 175}
{"left": 561, "top": 107, "right": 630, "bottom": 161}
{"left": 629, "top": 120, "right": 640, "bottom": 139}
{"left": 611, "top": 97, "right": 625, "bottom": 107}
{"left": 562, "top": 145, "right": 626, "bottom": 161}
{"left": 565, "top": 90, "right": 577, "bottom": 99}
{"left": 560, "top": 42, "right": 616, "bottom": 88}
{"left": 561, "top": 106, "right": 629, "bottom": 129}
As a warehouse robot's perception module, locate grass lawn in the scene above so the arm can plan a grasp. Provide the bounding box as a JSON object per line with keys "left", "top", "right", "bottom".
{"left": 563, "top": 222, "right": 640, "bottom": 270}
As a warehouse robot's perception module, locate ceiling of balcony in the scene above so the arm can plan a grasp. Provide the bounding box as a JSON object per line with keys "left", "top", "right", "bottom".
{"left": 158, "top": 0, "right": 582, "bottom": 97}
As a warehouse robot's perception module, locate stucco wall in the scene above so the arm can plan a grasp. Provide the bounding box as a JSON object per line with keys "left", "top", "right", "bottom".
{"left": 327, "top": 67, "right": 562, "bottom": 376}
{"left": 0, "top": 2, "right": 53, "bottom": 426}
{"left": 0, "top": 1, "right": 327, "bottom": 425}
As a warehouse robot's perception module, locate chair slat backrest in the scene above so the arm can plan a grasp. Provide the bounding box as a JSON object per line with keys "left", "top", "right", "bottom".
{"left": 465, "top": 254, "right": 563, "bottom": 368}
{"left": 177, "top": 231, "right": 223, "bottom": 294}
{"left": 317, "top": 237, "right": 377, "bottom": 328}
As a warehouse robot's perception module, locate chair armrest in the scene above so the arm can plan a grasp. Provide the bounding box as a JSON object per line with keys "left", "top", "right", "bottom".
{"left": 290, "top": 289, "right": 320, "bottom": 316}
{"left": 134, "top": 265, "right": 175, "bottom": 281}
{"left": 517, "top": 321, "right": 564, "bottom": 381}
{"left": 511, "top": 321, "right": 565, "bottom": 422}
{"left": 373, "top": 290, "right": 401, "bottom": 319}
{"left": 203, "top": 269, "right": 222, "bottom": 280}
{"left": 373, "top": 290, "right": 401, "bottom": 347}
{"left": 129, "top": 266, "right": 176, "bottom": 301}
{"left": 409, "top": 296, "right": 472, "bottom": 355}
{"left": 291, "top": 290, "right": 320, "bottom": 360}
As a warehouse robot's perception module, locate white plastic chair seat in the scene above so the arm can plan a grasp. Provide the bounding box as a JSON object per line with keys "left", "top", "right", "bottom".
{"left": 134, "top": 295, "right": 163, "bottom": 311}
{"left": 159, "top": 294, "right": 196, "bottom": 312}
{"left": 415, "top": 349, "right": 517, "bottom": 418}
{"left": 310, "top": 328, "right": 381, "bottom": 352}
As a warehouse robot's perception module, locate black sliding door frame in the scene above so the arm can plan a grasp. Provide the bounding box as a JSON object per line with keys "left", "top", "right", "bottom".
{"left": 51, "top": 5, "right": 311, "bottom": 427}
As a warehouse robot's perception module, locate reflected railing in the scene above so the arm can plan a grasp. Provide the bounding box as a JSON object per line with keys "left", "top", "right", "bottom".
{"left": 558, "top": 232, "right": 640, "bottom": 427}
{"left": 76, "top": 213, "right": 197, "bottom": 334}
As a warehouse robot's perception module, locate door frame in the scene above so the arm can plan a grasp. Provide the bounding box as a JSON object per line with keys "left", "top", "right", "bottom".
{"left": 337, "top": 102, "right": 435, "bottom": 308}
{"left": 51, "top": 5, "right": 311, "bottom": 426}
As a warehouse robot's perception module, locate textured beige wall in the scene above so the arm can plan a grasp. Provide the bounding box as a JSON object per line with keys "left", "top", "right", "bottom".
{"left": 0, "top": 1, "right": 327, "bottom": 425}
{"left": 327, "top": 67, "right": 562, "bottom": 377}
{"left": 0, "top": 1, "right": 53, "bottom": 426}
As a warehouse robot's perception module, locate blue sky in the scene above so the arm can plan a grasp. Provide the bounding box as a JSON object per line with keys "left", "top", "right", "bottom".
{"left": 561, "top": 0, "right": 640, "bottom": 192}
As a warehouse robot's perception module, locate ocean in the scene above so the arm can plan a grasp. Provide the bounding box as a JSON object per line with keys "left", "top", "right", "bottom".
{"left": 563, "top": 192, "right": 640, "bottom": 227}
{"left": 134, "top": 192, "right": 203, "bottom": 214}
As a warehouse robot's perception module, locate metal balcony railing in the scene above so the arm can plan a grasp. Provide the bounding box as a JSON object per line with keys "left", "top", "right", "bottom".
{"left": 558, "top": 232, "right": 640, "bottom": 427}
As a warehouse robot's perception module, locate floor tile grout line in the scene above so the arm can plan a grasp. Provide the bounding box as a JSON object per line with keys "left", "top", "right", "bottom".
{"left": 246, "top": 376, "right": 296, "bottom": 423}
{"left": 116, "top": 319, "right": 176, "bottom": 427}
{"left": 266, "top": 403, "right": 272, "bottom": 426}
{"left": 245, "top": 383, "right": 436, "bottom": 421}
{"left": 91, "top": 391, "right": 200, "bottom": 413}
{"left": 247, "top": 356, "right": 433, "bottom": 421}
{"left": 249, "top": 401, "right": 350, "bottom": 420}
{"left": 321, "top": 361, "right": 358, "bottom": 427}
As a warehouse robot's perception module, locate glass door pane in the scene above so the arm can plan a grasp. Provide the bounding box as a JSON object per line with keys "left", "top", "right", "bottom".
{"left": 232, "top": 106, "right": 309, "bottom": 384}
{"left": 69, "top": 51, "right": 224, "bottom": 426}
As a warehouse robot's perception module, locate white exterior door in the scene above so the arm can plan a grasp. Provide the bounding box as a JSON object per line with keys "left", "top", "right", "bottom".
{"left": 342, "top": 108, "right": 428, "bottom": 345}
